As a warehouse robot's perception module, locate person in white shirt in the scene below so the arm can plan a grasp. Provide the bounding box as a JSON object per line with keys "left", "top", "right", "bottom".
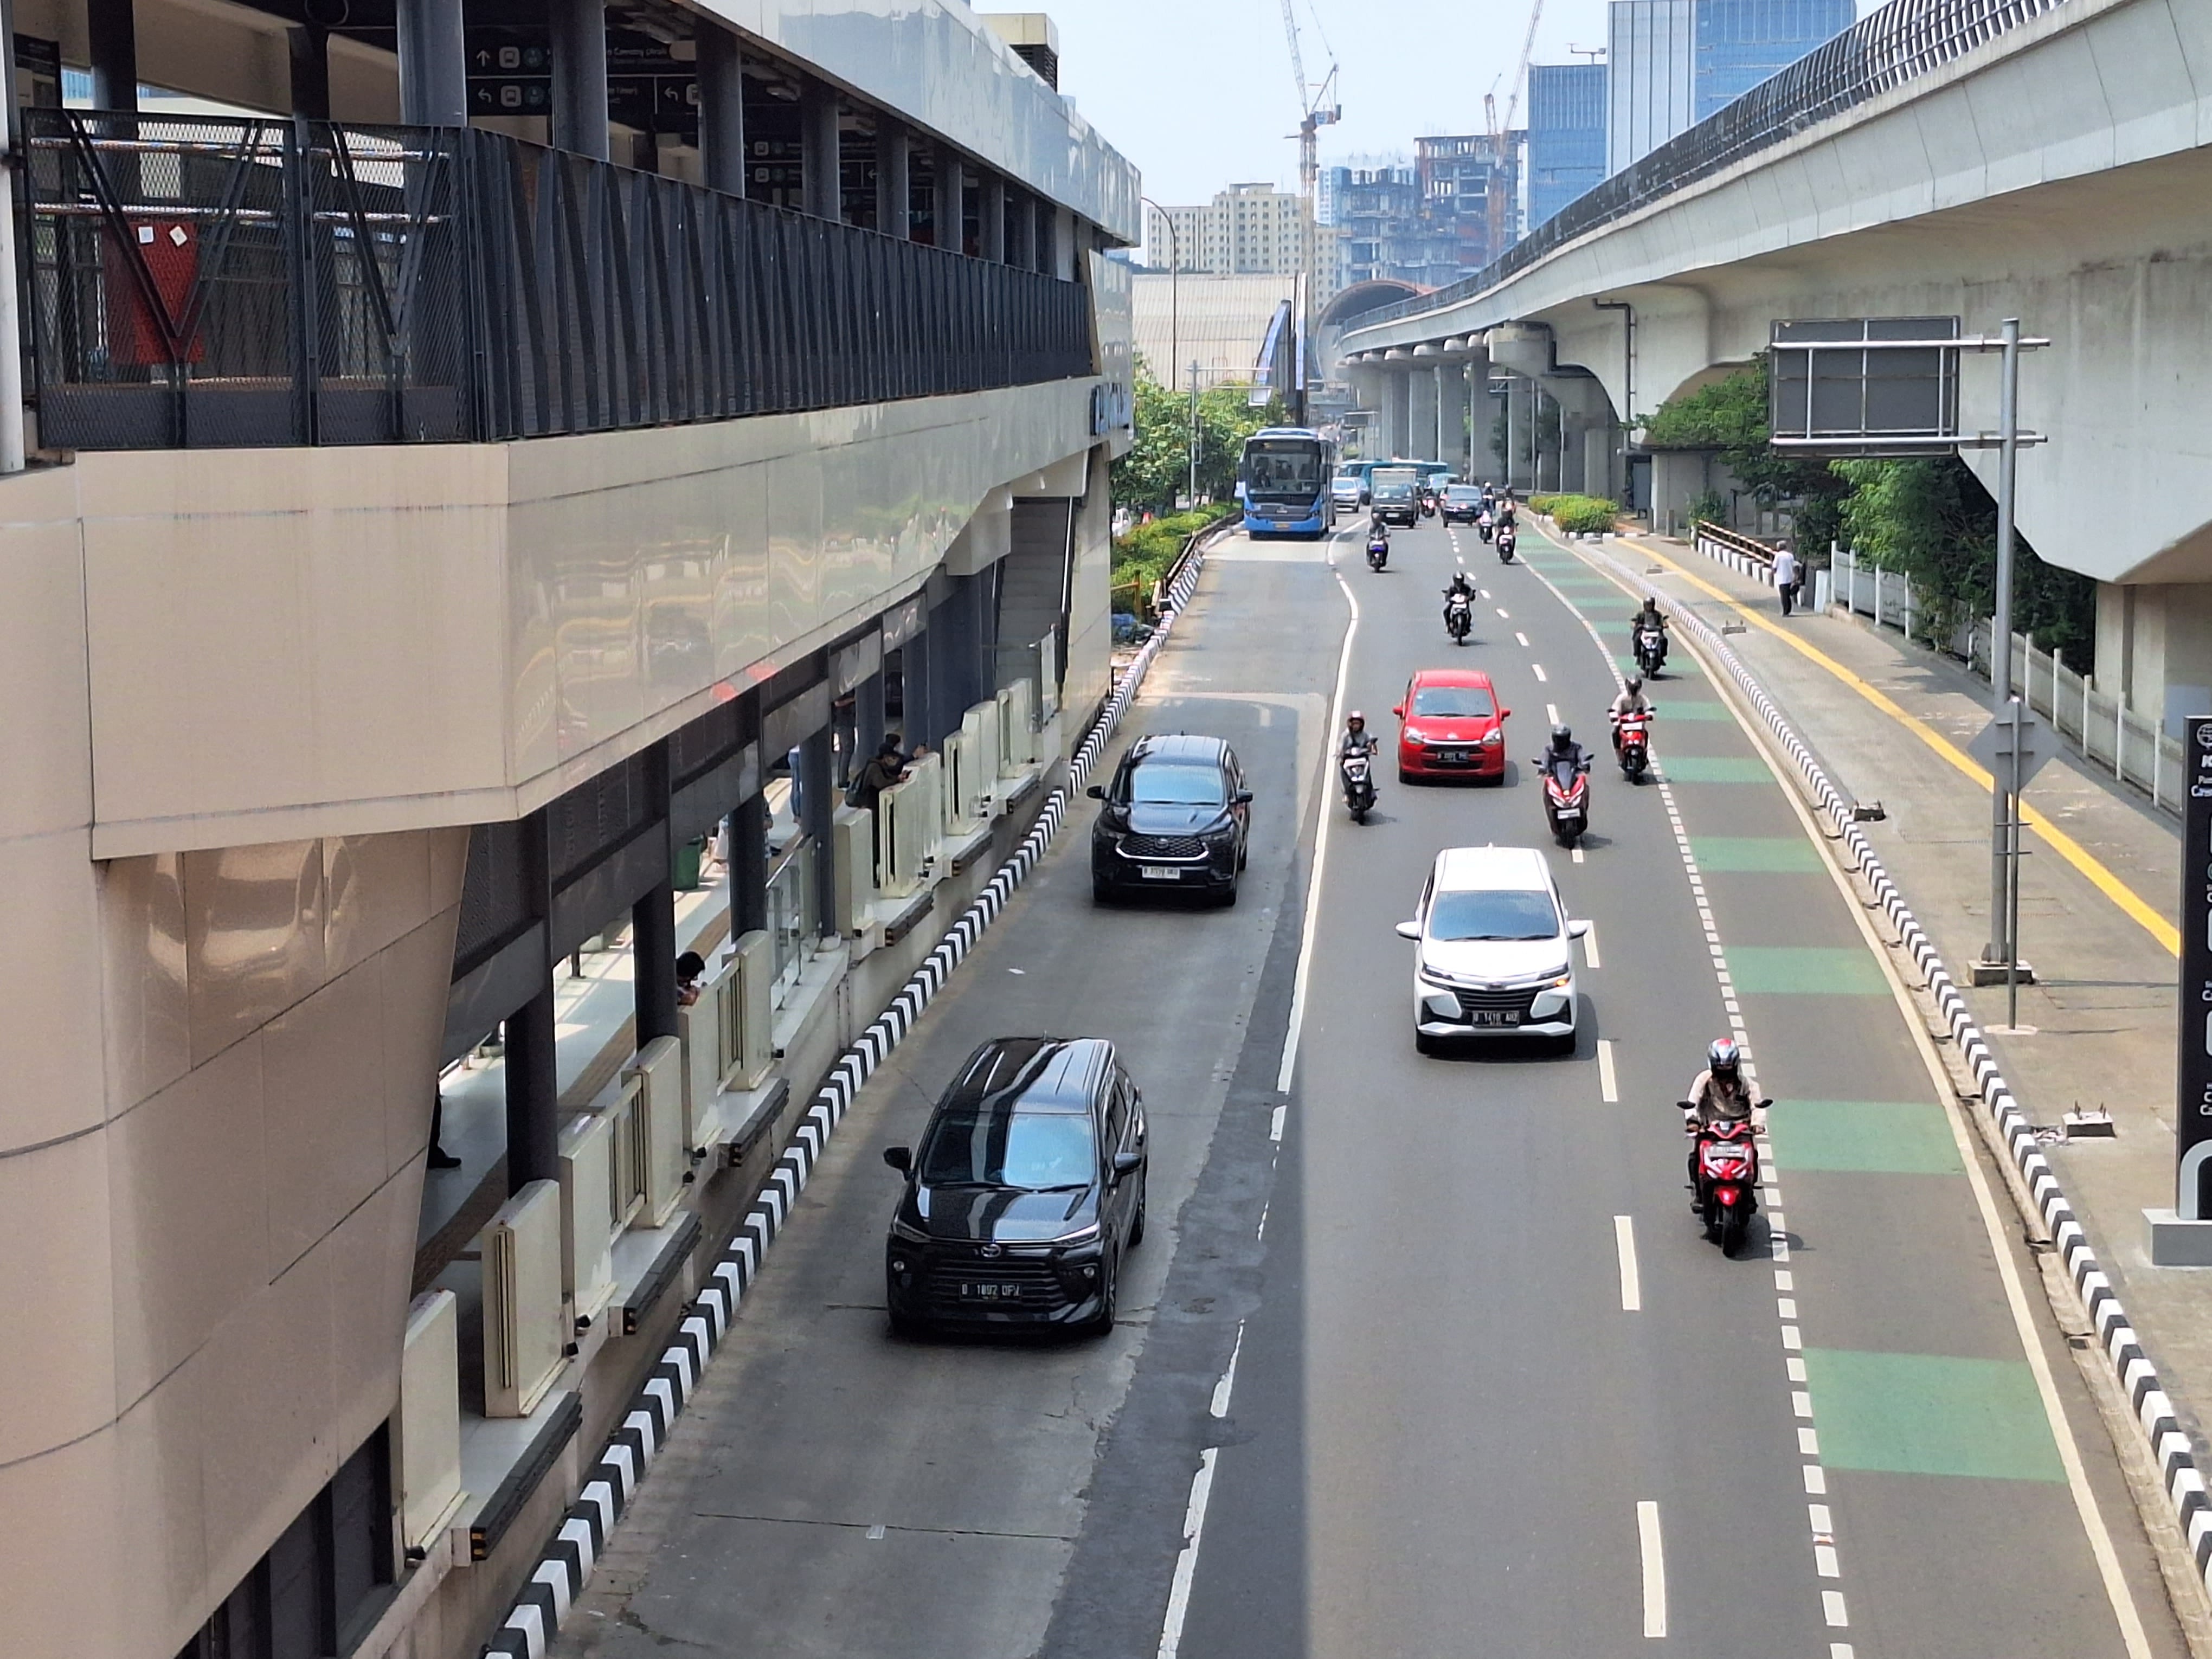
{"left": 1772, "top": 545, "right": 1802, "bottom": 616}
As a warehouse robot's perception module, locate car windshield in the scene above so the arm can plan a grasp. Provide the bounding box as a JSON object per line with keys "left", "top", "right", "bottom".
{"left": 1428, "top": 888, "right": 1560, "bottom": 942}
{"left": 1411, "top": 685, "right": 1495, "bottom": 718}
{"left": 1446, "top": 487, "right": 1482, "bottom": 502}
{"left": 918, "top": 1107, "right": 1098, "bottom": 1190}
{"left": 1126, "top": 764, "right": 1225, "bottom": 806}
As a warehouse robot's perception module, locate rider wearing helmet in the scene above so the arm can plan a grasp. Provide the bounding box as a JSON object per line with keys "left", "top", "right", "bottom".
{"left": 1609, "top": 675, "right": 1651, "bottom": 750}
{"left": 1684, "top": 1037, "right": 1757, "bottom": 1130}
{"left": 1341, "top": 711, "right": 1378, "bottom": 759}
{"left": 1544, "top": 723, "right": 1587, "bottom": 772}
{"left": 1443, "top": 569, "right": 1476, "bottom": 622}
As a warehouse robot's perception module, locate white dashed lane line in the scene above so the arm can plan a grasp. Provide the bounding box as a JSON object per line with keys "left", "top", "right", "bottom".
{"left": 1638, "top": 1501, "right": 1667, "bottom": 1638}
{"left": 1615, "top": 1216, "right": 1642, "bottom": 1312}
{"left": 1598, "top": 1038, "right": 1619, "bottom": 1102}
{"left": 1516, "top": 632, "right": 1531, "bottom": 647}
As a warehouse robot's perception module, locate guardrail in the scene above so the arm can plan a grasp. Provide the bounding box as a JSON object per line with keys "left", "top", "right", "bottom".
{"left": 1351, "top": 0, "right": 2067, "bottom": 337}
{"left": 1692, "top": 520, "right": 1779, "bottom": 583}
{"left": 1150, "top": 512, "right": 1241, "bottom": 615}
{"left": 23, "top": 111, "right": 1095, "bottom": 450}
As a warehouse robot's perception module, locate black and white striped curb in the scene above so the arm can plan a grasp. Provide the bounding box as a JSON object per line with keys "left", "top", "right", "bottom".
{"left": 1622, "top": 539, "right": 2212, "bottom": 1597}
{"left": 481, "top": 547, "right": 1216, "bottom": 1659}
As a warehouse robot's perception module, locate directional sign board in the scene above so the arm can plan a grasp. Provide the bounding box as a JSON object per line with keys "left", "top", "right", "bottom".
{"left": 1769, "top": 318, "right": 1960, "bottom": 456}
{"left": 1966, "top": 704, "right": 2051, "bottom": 791}
{"left": 2176, "top": 716, "right": 2212, "bottom": 1219}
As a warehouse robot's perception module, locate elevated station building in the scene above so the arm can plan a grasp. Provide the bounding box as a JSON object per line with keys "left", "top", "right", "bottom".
{"left": 0, "top": 3, "right": 1138, "bottom": 1657}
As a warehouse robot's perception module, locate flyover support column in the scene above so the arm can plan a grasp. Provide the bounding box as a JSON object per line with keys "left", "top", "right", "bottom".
{"left": 1407, "top": 369, "right": 1438, "bottom": 463}
{"left": 1380, "top": 370, "right": 1410, "bottom": 460}
{"left": 1444, "top": 364, "right": 1472, "bottom": 477}
{"left": 395, "top": 0, "right": 467, "bottom": 126}
{"left": 1467, "top": 358, "right": 1502, "bottom": 483}
{"left": 1584, "top": 423, "right": 1614, "bottom": 503}
{"left": 697, "top": 27, "right": 746, "bottom": 195}
{"left": 801, "top": 80, "right": 841, "bottom": 221}
{"left": 549, "top": 0, "right": 609, "bottom": 159}
{"left": 874, "top": 117, "right": 909, "bottom": 236}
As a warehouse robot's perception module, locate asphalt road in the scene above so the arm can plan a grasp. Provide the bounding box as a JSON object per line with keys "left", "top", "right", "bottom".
{"left": 553, "top": 513, "right": 2188, "bottom": 1659}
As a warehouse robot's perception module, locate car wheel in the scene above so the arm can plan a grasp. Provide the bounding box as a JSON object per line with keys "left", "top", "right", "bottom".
{"left": 1085, "top": 1248, "right": 1120, "bottom": 1335}
{"left": 1129, "top": 1181, "right": 1148, "bottom": 1248}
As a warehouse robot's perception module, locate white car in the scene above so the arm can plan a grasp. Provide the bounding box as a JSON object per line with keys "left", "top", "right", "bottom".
{"left": 1394, "top": 845, "right": 1590, "bottom": 1053}
{"left": 1330, "top": 474, "right": 1366, "bottom": 511}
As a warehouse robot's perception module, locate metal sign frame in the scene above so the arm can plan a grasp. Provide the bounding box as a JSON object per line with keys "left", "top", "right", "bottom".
{"left": 2179, "top": 716, "right": 2212, "bottom": 1219}
{"left": 1766, "top": 318, "right": 2048, "bottom": 457}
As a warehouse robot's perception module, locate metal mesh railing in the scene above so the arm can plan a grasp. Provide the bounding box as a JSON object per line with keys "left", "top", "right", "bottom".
{"left": 1353, "top": 0, "right": 2070, "bottom": 336}
{"left": 23, "top": 111, "right": 1096, "bottom": 450}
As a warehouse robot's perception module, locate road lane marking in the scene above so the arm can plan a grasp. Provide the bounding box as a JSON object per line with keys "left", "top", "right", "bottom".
{"left": 1210, "top": 1323, "right": 1245, "bottom": 1418}
{"left": 1572, "top": 846, "right": 1585, "bottom": 863}
{"left": 1598, "top": 1039, "right": 1619, "bottom": 1101}
{"left": 1581, "top": 923, "right": 1600, "bottom": 969}
{"left": 1276, "top": 555, "right": 1359, "bottom": 1093}
{"left": 1637, "top": 1501, "right": 1667, "bottom": 1638}
{"left": 1532, "top": 663, "right": 1548, "bottom": 682}
{"left": 1497, "top": 607, "right": 1510, "bottom": 618}
{"left": 1824, "top": 1591, "right": 1849, "bottom": 1627}
{"left": 1546, "top": 703, "right": 1560, "bottom": 724}
{"left": 866, "top": 1524, "right": 885, "bottom": 1540}
{"left": 1269, "top": 1102, "right": 1286, "bottom": 1142}
{"left": 1156, "top": 1449, "right": 1218, "bottom": 1659}
{"left": 1615, "top": 1216, "right": 1642, "bottom": 1311}
{"left": 1516, "top": 631, "right": 1531, "bottom": 646}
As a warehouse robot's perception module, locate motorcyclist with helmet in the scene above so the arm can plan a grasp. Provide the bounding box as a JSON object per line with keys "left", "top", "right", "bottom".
{"left": 1442, "top": 569, "right": 1476, "bottom": 625}
{"left": 1541, "top": 722, "right": 1587, "bottom": 775}
{"left": 1341, "top": 711, "right": 1379, "bottom": 761}
{"left": 1608, "top": 675, "right": 1652, "bottom": 753}
{"left": 1683, "top": 1037, "right": 1760, "bottom": 1189}
{"left": 1629, "top": 595, "right": 1669, "bottom": 652}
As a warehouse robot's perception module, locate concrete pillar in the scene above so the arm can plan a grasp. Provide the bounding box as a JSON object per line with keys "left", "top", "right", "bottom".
{"left": 801, "top": 80, "right": 840, "bottom": 221}
{"left": 504, "top": 984, "right": 559, "bottom": 1193}
{"left": 87, "top": 0, "right": 138, "bottom": 110}
{"left": 549, "top": 0, "right": 608, "bottom": 159}
{"left": 1011, "top": 191, "right": 1037, "bottom": 271}
{"left": 698, "top": 27, "right": 746, "bottom": 195}
{"left": 874, "top": 118, "right": 909, "bottom": 237}
{"left": 1584, "top": 423, "right": 1613, "bottom": 501}
{"left": 396, "top": 0, "right": 466, "bottom": 125}
{"left": 1407, "top": 370, "right": 1438, "bottom": 464}
{"left": 731, "top": 795, "right": 769, "bottom": 938}
{"left": 1053, "top": 206, "right": 1076, "bottom": 279}
{"left": 980, "top": 173, "right": 1006, "bottom": 262}
{"left": 856, "top": 671, "right": 886, "bottom": 763}
{"left": 1378, "top": 372, "right": 1406, "bottom": 459}
{"left": 632, "top": 880, "right": 677, "bottom": 1044}
{"left": 933, "top": 146, "right": 963, "bottom": 252}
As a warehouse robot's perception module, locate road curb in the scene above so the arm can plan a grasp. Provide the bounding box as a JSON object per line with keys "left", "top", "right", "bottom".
{"left": 480, "top": 550, "right": 1214, "bottom": 1659}
{"left": 1632, "top": 558, "right": 2212, "bottom": 1603}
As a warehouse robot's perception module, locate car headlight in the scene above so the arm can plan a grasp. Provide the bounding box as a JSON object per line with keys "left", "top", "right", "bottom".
{"left": 1482, "top": 730, "right": 1504, "bottom": 745}
{"left": 1053, "top": 1223, "right": 1103, "bottom": 1248}
{"left": 889, "top": 1217, "right": 929, "bottom": 1244}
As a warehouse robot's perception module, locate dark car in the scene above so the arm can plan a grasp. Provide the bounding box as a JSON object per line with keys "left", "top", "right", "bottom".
{"left": 1088, "top": 732, "right": 1251, "bottom": 904}
{"left": 882, "top": 1037, "right": 1148, "bottom": 1336}
{"left": 1440, "top": 484, "right": 1486, "bottom": 525}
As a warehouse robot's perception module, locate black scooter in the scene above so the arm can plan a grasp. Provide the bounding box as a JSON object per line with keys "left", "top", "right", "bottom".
{"left": 1366, "top": 526, "right": 1390, "bottom": 571}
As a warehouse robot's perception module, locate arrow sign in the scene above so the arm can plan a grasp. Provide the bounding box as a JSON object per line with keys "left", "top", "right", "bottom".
{"left": 1967, "top": 703, "right": 2051, "bottom": 789}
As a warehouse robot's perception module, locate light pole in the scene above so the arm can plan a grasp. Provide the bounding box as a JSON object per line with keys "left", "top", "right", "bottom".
{"left": 1141, "top": 196, "right": 1180, "bottom": 502}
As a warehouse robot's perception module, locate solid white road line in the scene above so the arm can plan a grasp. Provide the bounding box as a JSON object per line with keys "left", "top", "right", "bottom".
{"left": 1210, "top": 1323, "right": 1245, "bottom": 1418}
{"left": 1637, "top": 1501, "right": 1667, "bottom": 1638}
{"left": 1615, "top": 1216, "right": 1642, "bottom": 1311}
{"left": 1276, "top": 544, "right": 1360, "bottom": 1094}
{"left": 1156, "top": 1449, "right": 1218, "bottom": 1659}
{"left": 1582, "top": 923, "right": 1601, "bottom": 969}
{"left": 1598, "top": 1038, "right": 1619, "bottom": 1102}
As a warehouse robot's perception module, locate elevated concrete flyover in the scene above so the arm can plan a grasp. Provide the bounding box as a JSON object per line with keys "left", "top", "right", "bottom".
{"left": 1341, "top": 0, "right": 2212, "bottom": 722}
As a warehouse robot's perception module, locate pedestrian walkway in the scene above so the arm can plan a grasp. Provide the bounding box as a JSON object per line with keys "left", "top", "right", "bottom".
{"left": 1594, "top": 531, "right": 2210, "bottom": 1465}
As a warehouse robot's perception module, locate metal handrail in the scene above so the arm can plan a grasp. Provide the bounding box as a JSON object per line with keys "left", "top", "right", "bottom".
{"left": 1350, "top": 0, "right": 2070, "bottom": 336}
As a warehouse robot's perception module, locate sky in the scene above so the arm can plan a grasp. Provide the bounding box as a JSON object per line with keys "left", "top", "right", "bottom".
{"left": 1039, "top": 0, "right": 1615, "bottom": 225}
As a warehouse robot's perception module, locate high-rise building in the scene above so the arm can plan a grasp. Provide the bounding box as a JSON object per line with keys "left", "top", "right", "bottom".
{"left": 1606, "top": 0, "right": 1853, "bottom": 173}
{"left": 1416, "top": 132, "right": 1522, "bottom": 279}
{"left": 1146, "top": 183, "right": 1318, "bottom": 279}
{"left": 1527, "top": 62, "right": 1609, "bottom": 230}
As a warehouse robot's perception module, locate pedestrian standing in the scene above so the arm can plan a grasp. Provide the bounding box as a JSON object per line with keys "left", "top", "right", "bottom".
{"left": 1772, "top": 545, "right": 1801, "bottom": 616}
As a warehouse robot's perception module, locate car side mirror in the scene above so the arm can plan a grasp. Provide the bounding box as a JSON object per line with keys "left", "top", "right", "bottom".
{"left": 1392, "top": 705, "right": 1405, "bottom": 718}
{"left": 1394, "top": 920, "right": 1421, "bottom": 941}
{"left": 1233, "top": 789, "right": 1253, "bottom": 805}
{"left": 1112, "top": 1150, "right": 1143, "bottom": 1180}
{"left": 882, "top": 1146, "right": 912, "bottom": 1174}
{"left": 1085, "top": 784, "right": 1105, "bottom": 799}
{"left": 1501, "top": 708, "right": 1512, "bottom": 719}
{"left": 1568, "top": 920, "right": 1591, "bottom": 938}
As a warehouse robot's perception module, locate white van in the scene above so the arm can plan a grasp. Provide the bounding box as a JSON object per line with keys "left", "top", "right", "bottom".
{"left": 1394, "top": 846, "right": 1589, "bottom": 1053}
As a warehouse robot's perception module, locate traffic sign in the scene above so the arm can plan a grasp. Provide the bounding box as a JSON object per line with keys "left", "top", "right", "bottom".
{"left": 1966, "top": 703, "right": 2050, "bottom": 790}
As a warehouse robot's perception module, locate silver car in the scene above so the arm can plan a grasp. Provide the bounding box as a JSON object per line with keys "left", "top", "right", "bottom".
{"left": 1396, "top": 845, "right": 1590, "bottom": 1054}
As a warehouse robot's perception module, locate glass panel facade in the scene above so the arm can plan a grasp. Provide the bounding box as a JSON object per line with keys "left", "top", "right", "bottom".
{"left": 1528, "top": 63, "right": 1609, "bottom": 230}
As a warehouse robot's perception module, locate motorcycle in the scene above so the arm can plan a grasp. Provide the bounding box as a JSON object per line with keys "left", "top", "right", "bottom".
{"left": 1419, "top": 489, "right": 1438, "bottom": 519}
{"left": 1635, "top": 625, "right": 1669, "bottom": 679}
{"left": 1477, "top": 511, "right": 1494, "bottom": 544}
{"left": 1681, "top": 1106, "right": 1771, "bottom": 1257}
{"left": 1496, "top": 527, "right": 1517, "bottom": 563}
{"left": 1445, "top": 590, "right": 1473, "bottom": 645}
{"left": 1366, "top": 530, "right": 1390, "bottom": 571}
{"left": 1615, "top": 709, "right": 1652, "bottom": 780}
{"left": 1534, "top": 752, "right": 1591, "bottom": 847}
{"left": 1340, "top": 749, "right": 1377, "bottom": 822}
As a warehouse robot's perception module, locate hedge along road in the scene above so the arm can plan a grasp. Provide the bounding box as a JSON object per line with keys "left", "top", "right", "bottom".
{"left": 1167, "top": 508, "right": 2188, "bottom": 1658}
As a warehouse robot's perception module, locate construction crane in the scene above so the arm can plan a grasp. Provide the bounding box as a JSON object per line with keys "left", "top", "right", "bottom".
{"left": 1280, "top": 0, "right": 1341, "bottom": 217}
{"left": 1485, "top": 0, "right": 1546, "bottom": 262}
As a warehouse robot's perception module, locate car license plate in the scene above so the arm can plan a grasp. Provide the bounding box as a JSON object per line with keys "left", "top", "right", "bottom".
{"left": 1438, "top": 749, "right": 1468, "bottom": 764}
{"left": 1468, "top": 1009, "right": 1520, "bottom": 1027}
{"left": 959, "top": 1282, "right": 1024, "bottom": 1300}
{"left": 1140, "top": 865, "right": 1181, "bottom": 880}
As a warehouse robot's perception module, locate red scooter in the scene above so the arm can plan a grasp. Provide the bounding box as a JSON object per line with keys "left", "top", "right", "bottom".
{"left": 1683, "top": 1109, "right": 1769, "bottom": 1257}
{"left": 1616, "top": 710, "right": 1652, "bottom": 781}
{"left": 1535, "top": 751, "right": 1591, "bottom": 847}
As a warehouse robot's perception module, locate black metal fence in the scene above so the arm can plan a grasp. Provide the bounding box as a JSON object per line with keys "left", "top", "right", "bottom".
{"left": 1354, "top": 0, "right": 2069, "bottom": 335}
{"left": 22, "top": 111, "right": 1096, "bottom": 449}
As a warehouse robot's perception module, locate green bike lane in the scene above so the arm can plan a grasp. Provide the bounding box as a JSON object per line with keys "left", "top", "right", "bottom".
{"left": 1513, "top": 526, "right": 2178, "bottom": 1657}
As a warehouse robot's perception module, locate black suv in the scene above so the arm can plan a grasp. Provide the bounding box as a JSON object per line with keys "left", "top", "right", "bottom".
{"left": 1088, "top": 733, "right": 1252, "bottom": 904}
{"left": 883, "top": 1038, "right": 1148, "bottom": 1336}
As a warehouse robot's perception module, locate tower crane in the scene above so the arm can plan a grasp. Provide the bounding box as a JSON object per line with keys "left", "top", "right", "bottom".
{"left": 1486, "top": 0, "right": 1546, "bottom": 261}
{"left": 1280, "top": 0, "right": 1341, "bottom": 216}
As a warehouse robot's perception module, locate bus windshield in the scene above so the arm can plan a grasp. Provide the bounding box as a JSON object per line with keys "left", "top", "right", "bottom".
{"left": 1244, "top": 438, "right": 1326, "bottom": 501}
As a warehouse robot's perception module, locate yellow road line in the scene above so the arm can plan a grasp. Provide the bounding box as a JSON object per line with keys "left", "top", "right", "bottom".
{"left": 1619, "top": 537, "right": 2179, "bottom": 958}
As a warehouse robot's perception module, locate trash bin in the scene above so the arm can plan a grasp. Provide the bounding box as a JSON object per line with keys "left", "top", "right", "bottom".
{"left": 673, "top": 835, "right": 706, "bottom": 891}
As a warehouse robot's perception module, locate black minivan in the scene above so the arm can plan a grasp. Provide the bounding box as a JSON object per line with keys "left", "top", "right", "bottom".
{"left": 883, "top": 1037, "right": 1148, "bottom": 1336}
{"left": 1088, "top": 733, "right": 1252, "bottom": 904}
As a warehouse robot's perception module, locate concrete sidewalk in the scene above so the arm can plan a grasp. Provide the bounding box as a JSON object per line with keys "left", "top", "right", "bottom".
{"left": 1590, "top": 531, "right": 2208, "bottom": 1457}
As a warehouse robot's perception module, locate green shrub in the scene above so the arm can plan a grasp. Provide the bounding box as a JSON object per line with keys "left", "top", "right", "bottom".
{"left": 1687, "top": 489, "right": 1730, "bottom": 529}
{"left": 1539, "top": 493, "right": 1618, "bottom": 535}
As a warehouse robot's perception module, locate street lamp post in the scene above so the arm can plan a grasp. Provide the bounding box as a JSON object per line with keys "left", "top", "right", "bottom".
{"left": 1141, "top": 196, "right": 1180, "bottom": 502}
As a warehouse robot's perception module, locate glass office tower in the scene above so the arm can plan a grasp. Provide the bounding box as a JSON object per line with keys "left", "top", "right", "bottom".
{"left": 1607, "top": 0, "right": 1855, "bottom": 173}
{"left": 1528, "top": 62, "right": 1609, "bottom": 230}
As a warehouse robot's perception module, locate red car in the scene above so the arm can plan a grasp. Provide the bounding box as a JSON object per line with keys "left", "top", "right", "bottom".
{"left": 1394, "top": 668, "right": 1510, "bottom": 783}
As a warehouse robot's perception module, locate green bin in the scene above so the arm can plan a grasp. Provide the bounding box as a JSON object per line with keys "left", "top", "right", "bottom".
{"left": 673, "top": 835, "right": 706, "bottom": 891}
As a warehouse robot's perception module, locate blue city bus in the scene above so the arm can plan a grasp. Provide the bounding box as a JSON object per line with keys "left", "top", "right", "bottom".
{"left": 1238, "top": 428, "right": 1336, "bottom": 539}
